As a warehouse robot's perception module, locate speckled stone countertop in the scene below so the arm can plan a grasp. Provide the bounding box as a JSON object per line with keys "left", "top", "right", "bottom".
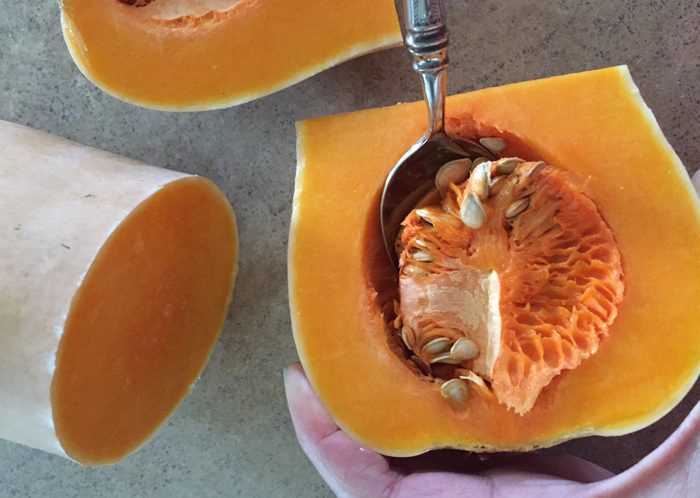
{"left": 0, "top": 1, "right": 698, "bottom": 496}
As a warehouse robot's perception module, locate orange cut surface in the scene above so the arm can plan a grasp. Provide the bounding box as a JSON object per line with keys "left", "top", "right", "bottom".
{"left": 52, "top": 177, "right": 237, "bottom": 465}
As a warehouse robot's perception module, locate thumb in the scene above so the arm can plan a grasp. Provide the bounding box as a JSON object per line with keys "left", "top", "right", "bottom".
{"left": 284, "top": 363, "right": 400, "bottom": 498}
{"left": 590, "top": 401, "right": 699, "bottom": 497}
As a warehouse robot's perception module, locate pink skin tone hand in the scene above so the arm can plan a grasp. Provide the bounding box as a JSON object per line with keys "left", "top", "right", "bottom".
{"left": 286, "top": 174, "right": 700, "bottom": 498}
{"left": 285, "top": 363, "right": 698, "bottom": 498}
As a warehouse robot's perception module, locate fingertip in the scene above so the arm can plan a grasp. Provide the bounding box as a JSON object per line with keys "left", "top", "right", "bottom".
{"left": 283, "top": 361, "right": 304, "bottom": 387}
{"left": 283, "top": 362, "right": 307, "bottom": 418}
{"left": 284, "top": 362, "right": 338, "bottom": 444}
{"left": 284, "top": 363, "right": 309, "bottom": 409}
{"left": 503, "top": 453, "right": 614, "bottom": 483}
{"left": 283, "top": 363, "right": 400, "bottom": 497}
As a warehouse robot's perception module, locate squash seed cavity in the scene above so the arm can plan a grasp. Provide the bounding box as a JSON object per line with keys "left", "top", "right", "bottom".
{"left": 119, "top": 0, "right": 242, "bottom": 23}
{"left": 388, "top": 135, "right": 625, "bottom": 415}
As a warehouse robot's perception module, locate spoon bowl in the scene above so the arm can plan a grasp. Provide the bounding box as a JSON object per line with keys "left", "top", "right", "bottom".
{"left": 380, "top": 132, "right": 493, "bottom": 265}
{"left": 380, "top": 0, "right": 494, "bottom": 266}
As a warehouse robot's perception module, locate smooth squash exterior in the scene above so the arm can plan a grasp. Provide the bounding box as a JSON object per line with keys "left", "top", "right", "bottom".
{"left": 289, "top": 66, "right": 700, "bottom": 455}
{"left": 60, "top": 0, "right": 401, "bottom": 111}
{"left": 0, "top": 121, "right": 238, "bottom": 465}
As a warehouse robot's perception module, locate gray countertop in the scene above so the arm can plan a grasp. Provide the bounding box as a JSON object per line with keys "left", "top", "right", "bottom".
{"left": 0, "top": 1, "right": 698, "bottom": 497}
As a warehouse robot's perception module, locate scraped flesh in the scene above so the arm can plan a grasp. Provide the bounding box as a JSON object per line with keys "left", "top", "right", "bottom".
{"left": 51, "top": 177, "right": 237, "bottom": 465}
{"left": 400, "top": 268, "right": 501, "bottom": 378}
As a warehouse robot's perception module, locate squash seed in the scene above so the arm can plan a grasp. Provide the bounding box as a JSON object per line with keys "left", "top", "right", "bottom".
{"left": 505, "top": 197, "right": 530, "bottom": 219}
{"left": 412, "top": 250, "right": 432, "bottom": 262}
{"left": 490, "top": 175, "right": 506, "bottom": 193}
{"left": 460, "top": 192, "right": 486, "bottom": 229}
{"left": 393, "top": 314, "right": 402, "bottom": 329}
{"left": 493, "top": 157, "right": 521, "bottom": 176}
{"left": 413, "top": 238, "right": 429, "bottom": 249}
{"left": 414, "top": 209, "right": 433, "bottom": 224}
{"left": 403, "top": 264, "right": 429, "bottom": 277}
{"left": 422, "top": 337, "right": 452, "bottom": 356}
{"left": 450, "top": 337, "right": 480, "bottom": 361}
{"left": 469, "top": 163, "right": 491, "bottom": 200}
{"left": 472, "top": 157, "right": 490, "bottom": 168}
{"left": 479, "top": 137, "right": 507, "bottom": 154}
{"left": 522, "top": 161, "right": 545, "bottom": 176}
{"left": 430, "top": 352, "right": 463, "bottom": 365}
{"left": 448, "top": 217, "right": 464, "bottom": 229}
{"left": 457, "top": 369, "right": 487, "bottom": 387}
{"left": 401, "top": 326, "right": 416, "bottom": 349}
{"left": 440, "top": 378, "right": 470, "bottom": 403}
{"left": 435, "top": 158, "right": 471, "bottom": 191}
{"left": 415, "top": 208, "right": 448, "bottom": 226}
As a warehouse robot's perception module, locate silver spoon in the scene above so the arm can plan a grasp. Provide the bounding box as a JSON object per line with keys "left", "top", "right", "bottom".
{"left": 380, "top": 0, "right": 495, "bottom": 267}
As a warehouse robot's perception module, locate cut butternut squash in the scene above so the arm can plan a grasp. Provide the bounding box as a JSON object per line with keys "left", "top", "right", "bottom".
{"left": 0, "top": 121, "right": 238, "bottom": 465}
{"left": 289, "top": 66, "right": 700, "bottom": 454}
{"left": 60, "top": 0, "right": 401, "bottom": 110}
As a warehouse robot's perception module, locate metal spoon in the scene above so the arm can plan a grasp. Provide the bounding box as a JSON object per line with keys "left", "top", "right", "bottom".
{"left": 380, "top": 0, "right": 494, "bottom": 267}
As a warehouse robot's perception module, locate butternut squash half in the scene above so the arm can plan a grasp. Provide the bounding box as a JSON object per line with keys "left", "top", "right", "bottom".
{"left": 59, "top": 0, "right": 401, "bottom": 110}
{"left": 0, "top": 121, "right": 238, "bottom": 465}
{"left": 289, "top": 66, "right": 700, "bottom": 454}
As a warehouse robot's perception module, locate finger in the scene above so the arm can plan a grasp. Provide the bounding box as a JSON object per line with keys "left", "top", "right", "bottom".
{"left": 284, "top": 362, "right": 608, "bottom": 497}
{"left": 284, "top": 363, "right": 337, "bottom": 443}
{"left": 388, "top": 449, "right": 612, "bottom": 483}
{"left": 591, "top": 401, "right": 699, "bottom": 497}
{"left": 494, "top": 453, "right": 613, "bottom": 483}
{"left": 284, "top": 363, "right": 400, "bottom": 498}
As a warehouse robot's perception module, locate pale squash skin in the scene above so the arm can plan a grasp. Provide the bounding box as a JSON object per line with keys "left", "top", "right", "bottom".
{"left": 60, "top": 0, "right": 401, "bottom": 110}
{"left": 289, "top": 66, "right": 700, "bottom": 455}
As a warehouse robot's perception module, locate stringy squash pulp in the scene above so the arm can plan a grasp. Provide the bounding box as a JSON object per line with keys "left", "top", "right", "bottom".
{"left": 60, "top": 0, "right": 401, "bottom": 110}
{"left": 395, "top": 158, "right": 624, "bottom": 415}
{"left": 289, "top": 66, "right": 700, "bottom": 454}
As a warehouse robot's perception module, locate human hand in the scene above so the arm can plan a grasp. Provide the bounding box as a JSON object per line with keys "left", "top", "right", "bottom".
{"left": 284, "top": 363, "right": 698, "bottom": 498}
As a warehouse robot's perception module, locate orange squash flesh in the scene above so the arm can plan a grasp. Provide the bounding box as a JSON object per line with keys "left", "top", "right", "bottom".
{"left": 52, "top": 176, "right": 238, "bottom": 465}
{"left": 60, "top": 0, "right": 401, "bottom": 110}
{"left": 289, "top": 66, "right": 700, "bottom": 454}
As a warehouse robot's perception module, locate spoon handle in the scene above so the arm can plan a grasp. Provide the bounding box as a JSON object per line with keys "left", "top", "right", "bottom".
{"left": 404, "top": 0, "right": 448, "bottom": 135}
